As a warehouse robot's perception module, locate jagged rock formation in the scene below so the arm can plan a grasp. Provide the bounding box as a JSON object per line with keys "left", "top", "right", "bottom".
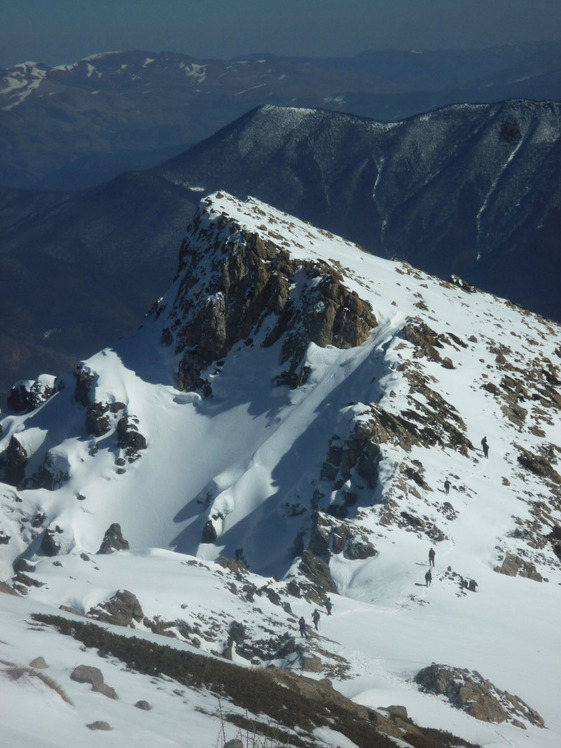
{"left": 415, "top": 663, "right": 545, "bottom": 729}
{"left": 164, "top": 206, "right": 376, "bottom": 393}
{"left": 97, "top": 524, "right": 130, "bottom": 555}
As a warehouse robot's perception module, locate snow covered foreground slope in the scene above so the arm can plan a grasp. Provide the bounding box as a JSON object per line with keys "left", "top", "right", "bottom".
{"left": 1, "top": 192, "right": 560, "bottom": 747}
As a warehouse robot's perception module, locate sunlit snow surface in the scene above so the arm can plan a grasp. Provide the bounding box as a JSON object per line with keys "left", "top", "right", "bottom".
{"left": 1, "top": 192, "right": 560, "bottom": 747}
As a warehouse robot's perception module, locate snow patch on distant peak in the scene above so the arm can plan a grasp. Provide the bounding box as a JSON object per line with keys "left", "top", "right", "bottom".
{"left": 0, "top": 62, "right": 47, "bottom": 110}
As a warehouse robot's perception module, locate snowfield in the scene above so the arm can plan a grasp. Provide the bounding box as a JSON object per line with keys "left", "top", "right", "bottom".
{"left": 1, "top": 192, "right": 560, "bottom": 747}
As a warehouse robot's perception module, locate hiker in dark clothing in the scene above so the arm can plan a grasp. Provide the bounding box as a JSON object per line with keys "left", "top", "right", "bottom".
{"left": 299, "top": 616, "right": 308, "bottom": 638}
{"left": 444, "top": 479, "right": 451, "bottom": 495}
{"left": 425, "top": 569, "right": 432, "bottom": 587}
{"left": 481, "top": 436, "right": 489, "bottom": 458}
{"left": 325, "top": 598, "right": 333, "bottom": 615}
{"left": 312, "top": 609, "right": 321, "bottom": 630}
{"left": 428, "top": 547, "right": 435, "bottom": 567}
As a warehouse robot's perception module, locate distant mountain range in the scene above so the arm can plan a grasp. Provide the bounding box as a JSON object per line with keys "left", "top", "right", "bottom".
{"left": 1, "top": 42, "right": 559, "bottom": 190}
{"left": 0, "top": 99, "right": 559, "bottom": 403}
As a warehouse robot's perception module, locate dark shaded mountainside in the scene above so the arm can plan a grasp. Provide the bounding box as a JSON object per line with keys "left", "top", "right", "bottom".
{"left": 1, "top": 42, "right": 559, "bottom": 191}
{"left": 0, "top": 100, "right": 560, "bottom": 403}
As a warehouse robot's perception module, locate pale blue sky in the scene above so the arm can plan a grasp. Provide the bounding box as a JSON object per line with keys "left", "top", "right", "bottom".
{"left": 2, "top": 0, "right": 560, "bottom": 67}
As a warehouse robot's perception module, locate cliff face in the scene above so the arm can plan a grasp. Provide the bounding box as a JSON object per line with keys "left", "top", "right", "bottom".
{"left": 162, "top": 195, "right": 377, "bottom": 393}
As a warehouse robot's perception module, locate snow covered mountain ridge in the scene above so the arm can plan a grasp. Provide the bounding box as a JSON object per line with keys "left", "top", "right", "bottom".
{"left": 0, "top": 193, "right": 560, "bottom": 747}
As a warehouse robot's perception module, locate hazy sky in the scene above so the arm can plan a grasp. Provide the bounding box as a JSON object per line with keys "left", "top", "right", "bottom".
{"left": 2, "top": 0, "right": 560, "bottom": 68}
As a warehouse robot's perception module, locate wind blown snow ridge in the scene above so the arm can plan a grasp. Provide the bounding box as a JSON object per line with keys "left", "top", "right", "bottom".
{"left": 1, "top": 192, "right": 560, "bottom": 747}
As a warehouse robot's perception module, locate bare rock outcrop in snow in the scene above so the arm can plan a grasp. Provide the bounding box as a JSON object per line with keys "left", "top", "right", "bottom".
{"left": 415, "top": 663, "right": 545, "bottom": 729}
{"left": 88, "top": 589, "right": 143, "bottom": 628}
{"left": 97, "top": 523, "right": 130, "bottom": 554}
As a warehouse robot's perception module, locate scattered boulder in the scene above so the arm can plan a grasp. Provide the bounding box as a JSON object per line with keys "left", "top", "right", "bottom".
{"left": 70, "top": 665, "right": 118, "bottom": 699}
{"left": 135, "top": 700, "right": 152, "bottom": 711}
{"left": 415, "top": 663, "right": 544, "bottom": 728}
{"left": 29, "top": 657, "right": 48, "bottom": 669}
{"left": 86, "top": 721, "right": 112, "bottom": 731}
{"left": 97, "top": 523, "right": 129, "bottom": 554}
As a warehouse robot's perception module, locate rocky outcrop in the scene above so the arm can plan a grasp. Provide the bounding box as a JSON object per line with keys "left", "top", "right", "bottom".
{"left": 7, "top": 375, "right": 58, "bottom": 413}
{"left": 0, "top": 436, "right": 28, "bottom": 487}
{"left": 494, "top": 552, "right": 544, "bottom": 582}
{"left": 88, "top": 589, "right": 143, "bottom": 627}
{"left": 97, "top": 523, "right": 129, "bottom": 554}
{"left": 162, "top": 205, "right": 377, "bottom": 394}
{"left": 415, "top": 663, "right": 544, "bottom": 729}
{"left": 309, "top": 512, "right": 377, "bottom": 561}
{"left": 116, "top": 413, "right": 147, "bottom": 460}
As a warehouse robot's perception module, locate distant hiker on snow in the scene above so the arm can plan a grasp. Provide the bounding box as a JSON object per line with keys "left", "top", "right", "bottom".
{"left": 425, "top": 569, "right": 432, "bottom": 587}
{"left": 299, "top": 616, "right": 308, "bottom": 638}
{"left": 428, "top": 548, "right": 435, "bottom": 567}
{"left": 481, "top": 436, "right": 489, "bottom": 458}
{"left": 325, "top": 598, "right": 333, "bottom": 616}
{"left": 312, "top": 609, "right": 321, "bottom": 630}
{"left": 444, "top": 479, "right": 451, "bottom": 495}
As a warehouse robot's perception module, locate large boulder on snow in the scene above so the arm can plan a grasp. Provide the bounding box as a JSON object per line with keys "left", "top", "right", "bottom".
{"left": 97, "top": 523, "right": 130, "bottom": 554}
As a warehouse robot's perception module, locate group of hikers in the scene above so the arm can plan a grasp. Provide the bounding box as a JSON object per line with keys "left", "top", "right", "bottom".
{"left": 298, "top": 598, "right": 332, "bottom": 638}
{"left": 298, "top": 437, "right": 489, "bottom": 637}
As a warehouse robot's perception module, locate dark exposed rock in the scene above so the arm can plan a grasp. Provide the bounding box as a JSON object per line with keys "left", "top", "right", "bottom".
{"left": 415, "top": 663, "right": 544, "bottom": 728}
{"left": 309, "top": 512, "right": 377, "bottom": 561}
{"left": 1, "top": 436, "right": 28, "bottom": 487}
{"left": 97, "top": 523, "right": 129, "bottom": 554}
{"left": 7, "top": 375, "right": 57, "bottom": 413}
{"left": 215, "top": 555, "right": 248, "bottom": 577}
{"left": 85, "top": 402, "right": 111, "bottom": 436}
{"left": 201, "top": 519, "right": 218, "bottom": 544}
{"left": 13, "top": 558, "right": 35, "bottom": 573}
{"left": 73, "top": 363, "right": 95, "bottom": 406}
{"left": 116, "top": 413, "right": 147, "bottom": 459}
{"left": 30, "top": 452, "right": 69, "bottom": 490}
{"left": 88, "top": 589, "right": 143, "bottom": 627}
{"left": 517, "top": 445, "right": 561, "bottom": 485}
{"left": 296, "top": 550, "right": 337, "bottom": 603}
{"left": 40, "top": 526, "right": 63, "bottom": 557}
{"left": 143, "top": 615, "right": 177, "bottom": 638}
{"left": 228, "top": 621, "right": 246, "bottom": 644}
{"left": 0, "top": 581, "right": 19, "bottom": 596}
{"left": 135, "top": 700, "right": 152, "bottom": 711}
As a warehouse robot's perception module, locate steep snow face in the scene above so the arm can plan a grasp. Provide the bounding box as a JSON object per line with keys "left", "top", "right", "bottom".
{"left": 1, "top": 193, "right": 560, "bottom": 747}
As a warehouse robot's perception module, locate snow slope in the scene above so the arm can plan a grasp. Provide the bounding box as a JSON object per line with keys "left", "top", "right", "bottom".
{"left": 1, "top": 193, "right": 560, "bottom": 747}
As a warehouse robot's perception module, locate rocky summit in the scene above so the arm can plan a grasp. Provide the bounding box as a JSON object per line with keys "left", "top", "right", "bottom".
{"left": 0, "top": 193, "right": 560, "bottom": 747}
